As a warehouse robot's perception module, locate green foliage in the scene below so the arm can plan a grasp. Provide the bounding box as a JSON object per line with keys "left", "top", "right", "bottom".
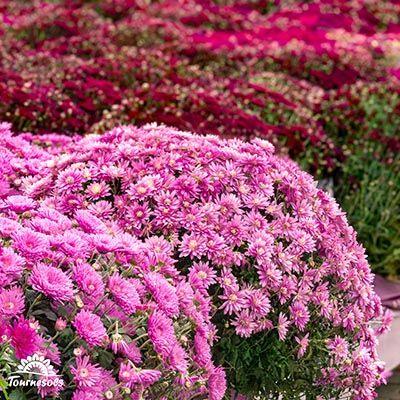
{"left": 213, "top": 322, "right": 349, "bottom": 400}
{"left": 312, "top": 84, "right": 400, "bottom": 276}
{"left": 337, "top": 151, "right": 400, "bottom": 276}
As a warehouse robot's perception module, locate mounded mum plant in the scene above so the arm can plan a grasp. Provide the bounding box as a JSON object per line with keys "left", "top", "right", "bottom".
{"left": 0, "top": 122, "right": 390, "bottom": 399}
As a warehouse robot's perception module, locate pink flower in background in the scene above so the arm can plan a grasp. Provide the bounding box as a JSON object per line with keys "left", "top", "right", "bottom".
{"left": 55, "top": 318, "right": 67, "bottom": 331}
{"left": 289, "top": 301, "right": 310, "bottom": 331}
{"left": 12, "top": 229, "right": 49, "bottom": 261}
{"left": 108, "top": 273, "right": 140, "bottom": 314}
{"left": 4, "top": 195, "right": 37, "bottom": 213}
{"left": 0, "top": 287, "right": 25, "bottom": 318}
{"left": 73, "top": 310, "right": 107, "bottom": 347}
{"left": 277, "top": 312, "right": 290, "bottom": 341}
{"left": 148, "top": 310, "right": 176, "bottom": 355}
{"left": 375, "top": 309, "right": 393, "bottom": 336}
{"left": 119, "top": 363, "right": 161, "bottom": 388}
{"left": 0, "top": 247, "right": 24, "bottom": 286}
{"left": 295, "top": 333, "right": 310, "bottom": 358}
{"left": 144, "top": 272, "right": 179, "bottom": 317}
{"left": 73, "top": 263, "right": 105, "bottom": 300}
{"left": 29, "top": 263, "right": 74, "bottom": 302}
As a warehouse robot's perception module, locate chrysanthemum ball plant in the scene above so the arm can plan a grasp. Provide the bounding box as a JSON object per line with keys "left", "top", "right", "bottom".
{"left": 0, "top": 122, "right": 391, "bottom": 399}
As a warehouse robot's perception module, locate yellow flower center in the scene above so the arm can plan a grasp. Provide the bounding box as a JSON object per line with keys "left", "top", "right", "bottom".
{"left": 90, "top": 183, "right": 102, "bottom": 194}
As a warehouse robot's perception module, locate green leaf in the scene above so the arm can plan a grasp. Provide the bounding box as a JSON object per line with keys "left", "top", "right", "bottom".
{"left": 97, "top": 349, "right": 114, "bottom": 369}
{"left": 9, "top": 389, "right": 27, "bottom": 400}
{"left": 0, "top": 376, "right": 9, "bottom": 400}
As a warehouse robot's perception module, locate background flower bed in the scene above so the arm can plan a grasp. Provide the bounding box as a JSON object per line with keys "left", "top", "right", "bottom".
{"left": 0, "top": 0, "right": 399, "bottom": 276}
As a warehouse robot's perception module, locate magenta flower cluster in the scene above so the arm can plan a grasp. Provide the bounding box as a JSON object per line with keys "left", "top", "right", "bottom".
{"left": 0, "top": 122, "right": 390, "bottom": 399}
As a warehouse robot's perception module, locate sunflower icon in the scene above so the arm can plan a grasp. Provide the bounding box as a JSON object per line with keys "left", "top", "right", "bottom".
{"left": 13, "top": 354, "right": 57, "bottom": 378}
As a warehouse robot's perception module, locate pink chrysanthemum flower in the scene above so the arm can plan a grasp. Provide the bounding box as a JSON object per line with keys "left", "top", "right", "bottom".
{"left": 189, "top": 262, "right": 217, "bottom": 289}
{"left": 208, "top": 367, "right": 227, "bottom": 400}
{"left": 0, "top": 217, "right": 21, "bottom": 237}
{"left": 289, "top": 301, "right": 310, "bottom": 331}
{"left": 55, "top": 168, "right": 84, "bottom": 193}
{"left": 194, "top": 331, "right": 212, "bottom": 368}
{"left": 38, "top": 339, "right": 62, "bottom": 365}
{"left": 87, "top": 200, "right": 113, "bottom": 218}
{"left": 122, "top": 341, "right": 142, "bottom": 364}
{"left": 0, "top": 247, "right": 24, "bottom": 287}
{"left": 179, "top": 232, "right": 207, "bottom": 259}
{"left": 73, "top": 263, "right": 105, "bottom": 300}
{"left": 9, "top": 317, "right": 40, "bottom": 359}
{"left": 4, "top": 195, "right": 37, "bottom": 213}
{"left": 71, "top": 355, "right": 103, "bottom": 388}
{"left": 148, "top": 310, "right": 176, "bottom": 355}
{"left": 90, "top": 234, "right": 120, "bottom": 253}
{"left": 128, "top": 174, "right": 162, "bottom": 199}
{"left": 75, "top": 210, "right": 107, "bottom": 234}
{"left": 29, "top": 263, "right": 74, "bottom": 302}
{"left": 277, "top": 312, "right": 290, "bottom": 341}
{"left": 36, "top": 372, "right": 64, "bottom": 398}
{"left": 110, "top": 332, "right": 129, "bottom": 355}
{"left": 55, "top": 231, "right": 90, "bottom": 259}
{"left": 246, "top": 289, "right": 271, "bottom": 317}
{"left": 119, "top": 362, "right": 161, "bottom": 389}
{"left": 144, "top": 272, "right": 179, "bottom": 317}
{"left": 58, "top": 194, "right": 85, "bottom": 213}
{"left": 166, "top": 343, "right": 189, "bottom": 373}
{"left": 0, "top": 287, "right": 25, "bottom": 318}
{"left": 327, "top": 335, "right": 349, "bottom": 361}
{"left": 12, "top": 228, "right": 49, "bottom": 261}
{"left": 73, "top": 310, "right": 107, "bottom": 347}
{"left": 232, "top": 310, "right": 256, "bottom": 338}
{"left": 219, "top": 290, "right": 246, "bottom": 315}
{"left": 295, "top": 333, "right": 310, "bottom": 358}
{"left": 86, "top": 182, "right": 110, "bottom": 200}
{"left": 0, "top": 122, "right": 388, "bottom": 398}
{"left": 108, "top": 273, "right": 140, "bottom": 314}
{"left": 72, "top": 389, "right": 100, "bottom": 400}
{"left": 55, "top": 318, "right": 67, "bottom": 331}
{"left": 247, "top": 232, "right": 274, "bottom": 261}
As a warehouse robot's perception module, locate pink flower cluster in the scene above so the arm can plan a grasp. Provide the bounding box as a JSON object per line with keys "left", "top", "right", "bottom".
{"left": 0, "top": 122, "right": 226, "bottom": 399}
{"left": 0, "top": 122, "right": 390, "bottom": 399}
